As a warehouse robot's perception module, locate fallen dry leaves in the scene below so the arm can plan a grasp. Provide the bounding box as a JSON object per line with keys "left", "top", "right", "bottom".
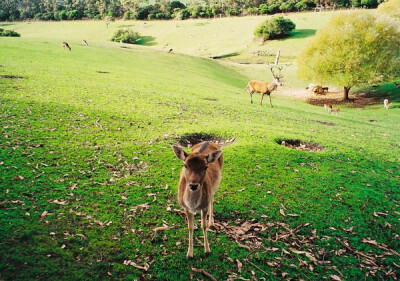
{"left": 191, "top": 268, "right": 217, "bottom": 281}
{"left": 212, "top": 217, "right": 399, "bottom": 280}
{"left": 123, "top": 260, "right": 150, "bottom": 271}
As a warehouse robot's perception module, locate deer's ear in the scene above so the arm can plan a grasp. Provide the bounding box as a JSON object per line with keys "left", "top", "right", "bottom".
{"left": 206, "top": 150, "right": 222, "bottom": 164}
{"left": 172, "top": 145, "right": 188, "bottom": 161}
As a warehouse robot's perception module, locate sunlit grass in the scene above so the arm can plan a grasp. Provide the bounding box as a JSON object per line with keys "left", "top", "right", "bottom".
{"left": 1, "top": 12, "right": 399, "bottom": 280}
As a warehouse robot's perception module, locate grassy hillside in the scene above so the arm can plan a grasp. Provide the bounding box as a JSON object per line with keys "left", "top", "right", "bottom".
{"left": 1, "top": 15, "right": 400, "bottom": 281}
{"left": 6, "top": 11, "right": 340, "bottom": 59}
{"left": 6, "top": 10, "right": 378, "bottom": 89}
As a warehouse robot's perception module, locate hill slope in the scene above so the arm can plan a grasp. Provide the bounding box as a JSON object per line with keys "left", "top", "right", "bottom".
{"left": 0, "top": 32, "right": 399, "bottom": 280}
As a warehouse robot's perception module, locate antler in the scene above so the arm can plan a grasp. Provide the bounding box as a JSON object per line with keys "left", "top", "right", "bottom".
{"left": 270, "top": 65, "right": 284, "bottom": 79}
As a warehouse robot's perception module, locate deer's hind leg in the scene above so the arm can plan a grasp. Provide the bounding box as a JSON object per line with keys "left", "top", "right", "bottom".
{"left": 249, "top": 90, "right": 255, "bottom": 104}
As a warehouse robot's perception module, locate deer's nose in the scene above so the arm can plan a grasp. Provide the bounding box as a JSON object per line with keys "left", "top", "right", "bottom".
{"left": 189, "top": 184, "right": 199, "bottom": 191}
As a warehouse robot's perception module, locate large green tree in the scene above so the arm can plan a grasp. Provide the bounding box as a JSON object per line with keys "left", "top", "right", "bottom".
{"left": 298, "top": 11, "right": 400, "bottom": 100}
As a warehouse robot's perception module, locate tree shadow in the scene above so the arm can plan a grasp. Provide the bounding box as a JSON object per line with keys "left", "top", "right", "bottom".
{"left": 118, "top": 24, "right": 135, "bottom": 28}
{"left": 135, "top": 36, "right": 156, "bottom": 46}
{"left": 0, "top": 23, "right": 15, "bottom": 27}
{"left": 359, "top": 83, "right": 400, "bottom": 103}
{"left": 288, "top": 29, "right": 317, "bottom": 40}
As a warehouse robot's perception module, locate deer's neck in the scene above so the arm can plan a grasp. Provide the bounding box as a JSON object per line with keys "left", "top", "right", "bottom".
{"left": 269, "top": 82, "right": 278, "bottom": 90}
{"left": 183, "top": 184, "right": 209, "bottom": 214}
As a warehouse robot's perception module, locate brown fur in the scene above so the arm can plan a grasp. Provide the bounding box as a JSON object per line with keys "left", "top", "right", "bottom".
{"left": 172, "top": 142, "right": 223, "bottom": 258}
{"left": 329, "top": 105, "right": 340, "bottom": 115}
{"left": 245, "top": 78, "right": 281, "bottom": 107}
{"left": 394, "top": 82, "right": 400, "bottom": 89}
{"left": 63, "top": 42, "right": 71, "bottom": 51}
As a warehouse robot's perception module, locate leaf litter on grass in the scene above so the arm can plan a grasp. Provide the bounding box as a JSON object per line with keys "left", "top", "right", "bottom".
{"left": 210, "top": 217, "right": 400, "bottom": 279}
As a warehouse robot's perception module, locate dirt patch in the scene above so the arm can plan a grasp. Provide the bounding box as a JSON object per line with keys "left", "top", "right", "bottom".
{"left": 276, "top": 139, "right": 323, "bottom": 152}
{"left": 176, "top": 132, "right": 235, "bottom": 148}
{"left": 307, "top": 91, "right": 384, "bottom": 108}
{"left": 279, "top": 89, "right": 386, "bottom": 109}
{"left": 1, "top": 75, "right": 25, "bottom": 79}
{"left": 96, "top": 71, "right": 110, "bottom": 74}
{"left": 315, "top": 120, "right": 335, "bottom": 126}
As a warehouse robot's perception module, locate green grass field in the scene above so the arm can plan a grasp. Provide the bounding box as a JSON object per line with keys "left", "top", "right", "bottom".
{"left": 1, "top": 12, "right": 400, "bottom": 280}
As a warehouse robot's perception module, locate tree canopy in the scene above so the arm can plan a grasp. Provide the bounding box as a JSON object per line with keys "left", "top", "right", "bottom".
{"left": 297, "top": 11, "right": 400, "bottom": 99}
{"left": 0, "top": 0, "right": 383, "bottom": 21}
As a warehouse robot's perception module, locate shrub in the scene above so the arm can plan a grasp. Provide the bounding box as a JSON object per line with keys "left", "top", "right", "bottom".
{"left": 254, "top": 16, "right": 296, "bottom": 40}
{"left": 295, "top": 0, "right": 314, "bottom": 10}
{"left": 123, "top": 11, "right": 131, "bottom": 20}
{"left": 111, "top": 28, "right": 140, "bottom": 44}
{"left": 0, "top": 29, "right": 21, "bottom": 37}
{"left": 55, "top": 10, "right": 67, "bottom": 20}
{"left": 43, "top": 12, "right": 54, "bottom": 20}
{"left": 361, "top": 0, "right": 378, "bottom": 7}
{"left": 279, "top": 1, "right": 295, "bottom": 12}
{"left": 136, "top": 5, "right": 153, "bottom": 20}
{"left": 67, "top": 10, "right": 82, "bottom": 20}
{"left": 259, "top": 4, "right": 269, "bottom": 14}
{"left": 34, "top": 13, "right": 43, "bottom": 20}
{"left": 170, "top": 1, "right": 186, "bottom": 10}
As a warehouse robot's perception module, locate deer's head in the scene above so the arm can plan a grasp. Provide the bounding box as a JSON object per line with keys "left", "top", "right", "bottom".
{"left": 172, "top": 146, "right": 222, "bottom": 192}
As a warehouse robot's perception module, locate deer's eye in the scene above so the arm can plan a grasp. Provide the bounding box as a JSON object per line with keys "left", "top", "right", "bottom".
{"left": 184, "top": 164, "right": 188, "bottom": 169}
{"left": 203, "top": 166, "right": 208, "bottom": 171}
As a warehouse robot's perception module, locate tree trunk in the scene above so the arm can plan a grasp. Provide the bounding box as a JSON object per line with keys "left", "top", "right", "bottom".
{"left": 343, "top": 86, "right": 351, "bottom": 100}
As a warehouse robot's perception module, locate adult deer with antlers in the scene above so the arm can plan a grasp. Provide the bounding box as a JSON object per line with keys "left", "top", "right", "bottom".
{"left": 172, "top": 141, "right": 223, "bottom": 259}
{"left": 245, "top": 66, "right": 282, "bottom": 107}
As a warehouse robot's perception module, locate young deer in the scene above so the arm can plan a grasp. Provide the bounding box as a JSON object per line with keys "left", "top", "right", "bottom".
{"left": 245, "top": 66, "right": 282, "bottom": 107}
{"left": 63, "top": 42, "right": 71, "bottom": 51}
{"left": 383, "top": 99, "right": 392, "bottom": 109}
{"left": 329, "top": 105, "right": 340, "bottom": 115}
{"left": 172, "top": 141, "right": 223, "bottom": 259}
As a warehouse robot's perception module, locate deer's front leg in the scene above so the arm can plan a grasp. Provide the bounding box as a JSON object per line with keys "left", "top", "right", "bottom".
{"left": 201, "top": 209, "right": 211, "bottom": 255}
{"left": 260, "top": 93, "right": 264, "bottom": 105}
{"left": 250, "top": 91, "right": 254, "bottom": 103}
{"left": 208, "top": 198, "right": 214, "bottom": 228}
{"left": 186, "top": 211, "right": 194, "bottom": 259}
{"left": 268, "top": 94, "right": 273, "bottom": 108}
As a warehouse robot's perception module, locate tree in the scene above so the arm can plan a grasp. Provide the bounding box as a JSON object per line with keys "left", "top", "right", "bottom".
{"left": 297, "top": 11, "right": 400, "bottom": 100}
{"left": 104, "top": 15, "right": 114, "bottom": 28}
{"left": 121, "top": 0, "right": 149, "bottom": 14}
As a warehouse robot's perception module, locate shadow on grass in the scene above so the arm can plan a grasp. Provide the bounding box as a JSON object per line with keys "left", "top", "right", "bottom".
{"left": 210, "top": 52, "right": 240, "bottom": 59}
{"left": 118, "top": 24, "right": 135, "bottom": 28}
{"left": 360, "top": 82, "right": 400, "bottom": 103}
{"left": 288, "top": 29, "right": 316, "bottom": 39}
{"left": 135, "top": 36, "right": 156, "bottom": 46}
{"left": 0, "top": 23, "right": 15, "bottom": 27}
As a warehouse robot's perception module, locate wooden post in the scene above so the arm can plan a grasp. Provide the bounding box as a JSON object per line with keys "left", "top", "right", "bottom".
{"left": 274, "top": 49, "right": 280, "bottom": 65}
